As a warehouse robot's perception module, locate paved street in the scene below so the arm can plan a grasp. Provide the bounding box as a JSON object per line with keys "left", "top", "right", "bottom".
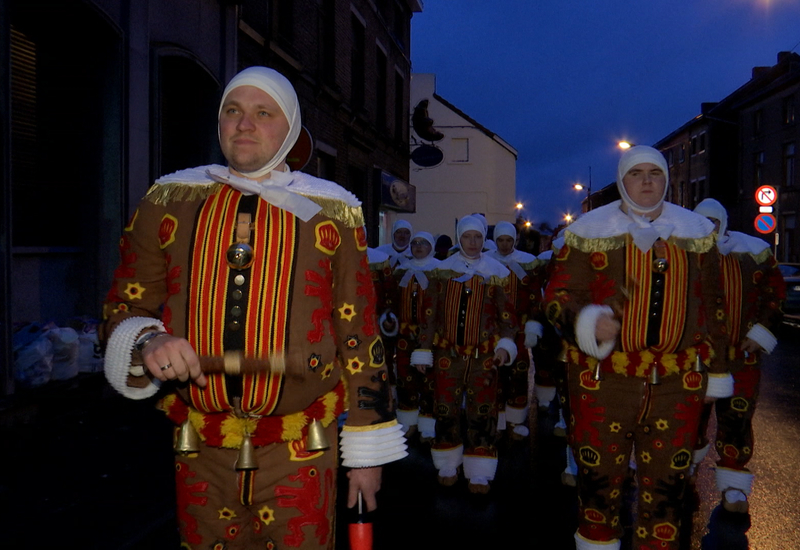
{"left": 1, "top": 324, "right": 798, "bottom": 549}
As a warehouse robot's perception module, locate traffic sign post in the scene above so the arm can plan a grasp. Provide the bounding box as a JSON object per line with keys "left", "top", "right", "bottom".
{"left": 755, "top": 185, "right": 777, "bottom": 206}
{"left": 754, "top": 213, "right": 777, "bottom": 234}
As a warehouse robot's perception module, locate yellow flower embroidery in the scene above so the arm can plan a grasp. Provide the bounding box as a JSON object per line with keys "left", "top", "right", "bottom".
{"left": 637, "top": 527, "right": 649, "bottom": 539}
{"left": 218, "top": 507, "right": 237, "bottom": 520}
{"left": 124, "top": 282, "right": 146, "bottom": 301}
{"left": 615, "top": 454, "right": 626, "bottom": 465}
{"left": 338, "top": 303, "right": 357, "bottom": 321}
{"left": 346, "top": 357, "right": 365, "bottom": 375}
{"left": 321, "top": 363, "right": 334, "bottom": 379}
{"left": 655, "top": 419, "right": 669, "bottom": 431}
{"left": 642, "top": 491, "right": 653, "bottom": 504}
{"left": 640, "top": 451, "right": 652, "bottom": 464}
{"left": 258, "top": 505, "right": 276, "bottom": 526}
{"left": 609, "top": 422, "right": 622, "bottom": 433}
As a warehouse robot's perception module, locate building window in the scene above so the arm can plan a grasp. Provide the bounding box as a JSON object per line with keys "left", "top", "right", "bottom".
{"left": 690, "top": 133, "right": 706, "bottom": 156}
{"left": 393, "top": 1, "right": 407, "bottom": 52}
{"left": 272, "top": 0, "right": 294, "bottom": 47}
{"left": 784, "top": 96, "right": 796, "bottom": 125}
{"left": 316, "top": 151, "right": 336, "bottom": 181}
{"left": 321, "top": 0, "right": 336, "bottom": 86}
{"left": 784, "top": 143, "right": 796, "bottom": 187}
{"left": 754, "top": 109, "right": 763, "bottom": 135}
{"left": 666, "top": 148, "right": 674, "bottom": 167}
{"left": 451, "top": 138, "right": 470, "bottom": 163}
{"left": 394, "top": 70, "right": 405, "bottom": 143}
{"left": 784, "top": 214, "right": 796, "bottom": 262}
{"left": 755, "top": 151, "right": 765, "bottom": 188}
{"left": 350, "top": 12, "right": 365, "bottom": 111}
{"left": 375, "top": 45, "right": 387, "bottom": 132}
{"left": 691, "top": 136, "right": 697, "bottom": 156}
{"left": 679, "top": 144, "right": 686, "bottom": 164}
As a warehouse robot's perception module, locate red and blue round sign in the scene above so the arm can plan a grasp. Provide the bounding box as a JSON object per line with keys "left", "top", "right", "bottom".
{"left": 754, "top": 213, "right": 777, "bottom": 234}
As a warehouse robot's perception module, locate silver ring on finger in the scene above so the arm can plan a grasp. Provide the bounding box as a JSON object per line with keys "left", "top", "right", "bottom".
{"left": 160, "top": 363, "right": 172, "bottom": 372}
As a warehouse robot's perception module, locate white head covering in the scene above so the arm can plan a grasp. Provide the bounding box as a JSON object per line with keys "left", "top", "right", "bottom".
{"left": 693, "top": 198, "right": 728, "bottom": 238}
{"left": 392, "top": 220, "right": 413, "bottom": 248}
{"left": 494, "top": 221, "right": 516, "bottom": 240}
{"left": 457, "top": 215, "right": 486, "bottom": 242}
{"left": 471, "top": 213, "right": 489, "bottom": 235}
{"left": 617, "top": 145, "right": 669, "bottom": 215}
{"left": 218, "top": 66, "right": 302, "bottom": 180}
{"left": 398, "top": 231, "right": 439, "bottom": 289}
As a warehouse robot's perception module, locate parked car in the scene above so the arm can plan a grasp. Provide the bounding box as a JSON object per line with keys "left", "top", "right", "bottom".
{"left": 779, "top": 263, "right": 800, "bottom": 315}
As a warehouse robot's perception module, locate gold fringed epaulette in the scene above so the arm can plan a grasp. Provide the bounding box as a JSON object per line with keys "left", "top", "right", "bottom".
{"left": 144, "top": 182, "right": 224, "bottom": 205}
{"left": 751, "top": 246, "right": 774, "bottom": 265}
{"left": 673, "top": 233, "right": 716, "bottom": 254}
{"left": 301, "top": 195, "right": 365, "bottom": 228}
{"left": 564, "top": 232, "right": 627, "bottom": 253}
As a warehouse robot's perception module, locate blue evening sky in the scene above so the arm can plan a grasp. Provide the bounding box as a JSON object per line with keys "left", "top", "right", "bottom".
{"left": 410, "top": 0, "right": 800, "bottom": 227}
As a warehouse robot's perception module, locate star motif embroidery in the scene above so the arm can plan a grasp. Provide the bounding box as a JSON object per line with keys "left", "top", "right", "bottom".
{"left": 338, "top": 303, "right": 357, "bottom": 321}
{"left": 124, "top": 282, "right": 146, "bottom": 301}
{"left": 321, "top": 363, "right": 334, "bottom": 379}
{"left": 609, "top": 422, "right": 622, "bottom": 433}
{"left": 218, "top": 507, "right": 237, "bottom": 520}
{"left": 346, "top": 357, "right": 365, "bottom": 375}
{"left": 258, "top": 505, "right": 276, "bottom": 526}
{"left": 615, "top": 454, "right": 626, "bottom": 465}
{"left": 642, "top": 491, "right": 653, "bottom": 504}
{"left": 640, "top": 451, "right": 652, "bottom": 464}
{"left": 345, "top": 335, "right": 362, "bottom": 350}
{"left": 637, "top": 527, "right": 649, "bottom": 539}
{"left": 656, "top": 419, "right": 669, "bottom": 431}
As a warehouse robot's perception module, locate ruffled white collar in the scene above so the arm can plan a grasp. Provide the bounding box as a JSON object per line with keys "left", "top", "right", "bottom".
{"left": 437, "top": 251, "right": 509, "bottom": 282}
{"left": 719, "top": 231, "right": 770, "bottom": 256}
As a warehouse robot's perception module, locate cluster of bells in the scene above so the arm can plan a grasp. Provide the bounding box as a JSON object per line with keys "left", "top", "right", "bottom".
{"left": 173, "top": 418, "right": 331, "bottom": 470}
{"left": 591, "top": 353, "right": 704, "bottom": 384}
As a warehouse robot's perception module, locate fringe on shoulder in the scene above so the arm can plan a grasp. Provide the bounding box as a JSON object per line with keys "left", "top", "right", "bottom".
{"left": 752, "top": 247, "right": 774, "bottom": 265}
{"left": 565, "top": 230, "right": 716, "bottom": 254}
{"left": 673, "top": 233, "right": 716, "bottom": 254}
{"left": 144, "top": 182, "right": 223, "bottom": 205}
{"left": 432, "top": 269, "right": 509, "bottom": 287}
{"left": 301, "top": 195, "right": 365, "bottom": 228}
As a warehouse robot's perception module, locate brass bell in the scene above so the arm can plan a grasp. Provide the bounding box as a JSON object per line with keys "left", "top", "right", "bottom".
{"left": 694, "top": 354, "right": 705, "bottom": 372}
{"left": 235, "top": 431, "right": 258, "bottom": 470}
{"left": 648, "top": 364, "right": 661, "bottom": 385}
{"left": 652, "top": 257, "right": 669, "bottom": 273}
{"left": 306, "top": 419, "right": 331, "bottom": 452}
{"left": 174, "top": 418, "right": 200, "bottom": 454}
{"left": 592, "top": 362, "right": 604, "bottom": 381}
{"left": 226, "top": 242, "right": 255, "bottom": 270}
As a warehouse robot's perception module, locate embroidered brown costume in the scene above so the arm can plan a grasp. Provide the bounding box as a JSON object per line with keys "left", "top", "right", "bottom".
{"left": 544, "top": 146, "right": 729, "bottom": 550}
{"left": 101, "top": 67, "right": 405, "bottom": 550}
{"left": 693, "top": 198, "right": 785, "bottom": 513}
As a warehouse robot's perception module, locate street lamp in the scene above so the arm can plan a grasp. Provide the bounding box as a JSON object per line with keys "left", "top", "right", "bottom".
{"left": 618, "top": 141, "right": 633, "bottom": 150}
{"left": 564, "top": 213, "right": 574, "bottom": 224}
{"left": 572, "top": 166, "right": 593, "bottom": 211}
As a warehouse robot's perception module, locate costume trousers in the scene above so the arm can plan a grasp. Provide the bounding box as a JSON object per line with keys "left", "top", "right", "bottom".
{"left": 433, "top": 350, "right": 499, "bottom": 458}
{"left": 696, "top": 359, "right": 760, "bottom": 472}
{"left": 395, "top": 335, "right": 436, "bottom": 417}
{"left": 568, "top": 366, "right": 706, "bottom": 549}
{"left": 175, "top": 421, "right": 338, "bottom": 550}
{"left": 498, "top": 332, "right": 530, "bottom": 420}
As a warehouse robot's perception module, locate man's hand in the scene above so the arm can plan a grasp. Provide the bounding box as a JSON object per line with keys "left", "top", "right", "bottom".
{"left": 740, "top": 338, "right": 762, "bottom": 355}
{"left": 493, "top": 348, "right": 510, "bottom": 367}
{"left": 142, "top": 335, "right": 207, "bottom": 388}
{"left": 347, "top": 467, "right": 382, "bottom": 511}
{"left": 381, "top": 313, "right": 397, "bottom": 334}
{"left": 412, "top": 363, "right": 427, "bottom": 374}
{"left": 595, "top": 313, "right": 621, "bottom": 343}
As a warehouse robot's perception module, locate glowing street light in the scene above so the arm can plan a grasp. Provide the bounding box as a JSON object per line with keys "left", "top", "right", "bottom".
{"left": 564, "top": 213, "right": 574, "bottom": 224}
{"left": 515, "top": 202, "right": 524, "bottom": 210}
{"left": 618, "top": 141, "right": 633, "bottom": 150}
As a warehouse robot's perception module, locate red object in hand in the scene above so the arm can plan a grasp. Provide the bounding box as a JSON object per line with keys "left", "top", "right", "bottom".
{"left": 349, "top": 491, "right": 373, "bottom": 550}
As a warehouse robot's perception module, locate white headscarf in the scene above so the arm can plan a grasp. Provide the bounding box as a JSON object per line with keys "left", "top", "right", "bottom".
{"left": 207, "top": 66, "right": 321, "bottom": 221}
{"left": 617, "top": 145, "right": 669, "bottom": 215}
{"left": 493, "top": 221, "right": 516, "bottom": 241}
{"left": 218, "top": 66, "right": 301, "bottom": 179}
{"left": 398, "top": 231, "right": 438, "bottom": 289}
{"left": 616, "top": 145, "right": 673, "bottom": 251}
{"left": 694, "top": 198, "right": 732, "bottom": 254}
{"left": 392, "top": 220, "right": 413, "bottom": 249}
{"left": 440, "top": 215, "right": 508, "bottom": 282}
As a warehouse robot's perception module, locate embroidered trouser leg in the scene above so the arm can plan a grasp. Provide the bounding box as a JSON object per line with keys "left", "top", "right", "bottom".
{"left": 175, "top": 421, "right": 338, "bottom": 550}
{"left": 433, "top": 351, "right": 499, "bottom": 460}
{"left": 715, "top": 361, "right": 760, "bottom": 472}
{"left": 498, "top": 333, "right": 531, "bottom": 424}
{"left": 395, "top": 336, "right": 435, "bottom": 417}
{"left": 568, "top": 366, "right": 706, "bottom": 549}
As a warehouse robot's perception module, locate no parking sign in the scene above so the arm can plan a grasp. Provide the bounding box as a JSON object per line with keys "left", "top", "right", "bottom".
{"left": 754, "top": 213, "right": 777, "bottom": 234}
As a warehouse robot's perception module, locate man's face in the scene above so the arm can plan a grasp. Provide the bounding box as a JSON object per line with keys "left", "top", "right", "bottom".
{"left": 622, "top": 162, "right": 666, "bottom": 211}
{"left": 410, "top": 237, "right": 432, "bottom": 259}
{"left": 459, "top": 230, "right": 484, "bottom": 257}
{"left": 219, "top": 85, "right": 290, "bottom": 176}
{"left": 495, "top": 235, "right": 515, "bottom": 256}
{"left": 393, "top": 228, "right": 411, "bottom": 250}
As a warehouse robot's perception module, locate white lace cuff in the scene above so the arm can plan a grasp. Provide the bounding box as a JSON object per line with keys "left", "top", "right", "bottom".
{"left": 495, "top": 337, "right": 517, "bottom": 365}
{"left": 339, "top": 421, "right": 408, "bottom": 467}
{"left": 410, "top": 349, "right": 433, "bottom": 367}
{"left": 706, "top": 372, "right": 735, "bottom": 399}
{"left": 104, "top": 317, "right": 165, "bottom": 400}
{"left": 575, "top": 304, "right": 616, "bottom": 360}
{"left": 745, "top": 323, "right": 777, "bottom": 354}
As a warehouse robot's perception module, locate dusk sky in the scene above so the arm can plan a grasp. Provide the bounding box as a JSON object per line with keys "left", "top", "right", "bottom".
{"left": 409, "top": 1, "right": 800, "bottom": 227}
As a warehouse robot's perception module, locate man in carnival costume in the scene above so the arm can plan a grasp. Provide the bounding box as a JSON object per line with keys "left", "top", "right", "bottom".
{"left": 489, "top": 221, "right": 544, "bottom": 440}
{"left": 376, "top": 219, "right": 414, "bottom": 267}
{"left": 544, "top": 145, "right": 730, "bottom": 550}
{"left": 387, "top": 231, "right": 441, "bottom": 441}
{"left": 412, "top": 215, "right": 517, "bottom": 494}
{"left": 101, "top": 66, "right": 406, "bottom": 549}
{"left": 692, "top": 198, "right": 784, "bottom": 513}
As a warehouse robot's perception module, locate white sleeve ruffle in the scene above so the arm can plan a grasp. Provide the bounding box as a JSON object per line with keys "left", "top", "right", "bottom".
{"left": 706, "top": 372, "right": 735, "bottom": 399}
{"left": 575, "top": 304, "right": 616, "bottom": 360}
{"left": 104, "top": 316, "right": 165, "bottom": 400}
{"left": 340, "top": 420, "right": 408, "bottom": 467}
{"left": 495, "top": 337, "right": 517, "bottom": 365}
{"left": 745, "top": 323, "right": 777, "bottom": 354}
